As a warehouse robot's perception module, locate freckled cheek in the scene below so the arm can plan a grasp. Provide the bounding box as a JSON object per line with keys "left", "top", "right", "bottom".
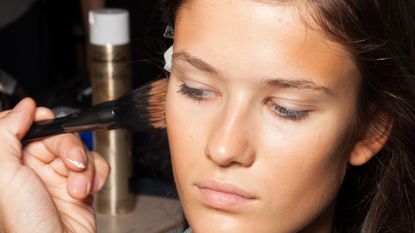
{"left": 256, "top": 122, "right": 345, "bottom": 189}
{"left": 267, "top": 116, "right": 343, "bottom": 158}
{"left": 166, "top": 104, "right": 206, "bottom": 147}
{"left": 254, "top": 125, "right": 346, "bottom": 223}
{"left": 165, "top": 92, "right": 211, "bottom": 174}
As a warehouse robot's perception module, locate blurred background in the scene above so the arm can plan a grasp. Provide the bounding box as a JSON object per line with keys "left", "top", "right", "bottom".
{"left": 0, "top": 0, "right": 174, "bottom": 197}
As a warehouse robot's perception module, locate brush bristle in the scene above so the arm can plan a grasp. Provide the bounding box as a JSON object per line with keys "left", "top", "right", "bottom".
{"left": 115, "top": 78, "right": 167, "bottom": 131}
{"left": 146, "top": 78, "right": 167, "bottom": 129}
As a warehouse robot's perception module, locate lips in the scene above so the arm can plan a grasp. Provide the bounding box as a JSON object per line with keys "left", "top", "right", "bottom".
{"left": 195, "top": 180, "right": 257, "bottom": 210}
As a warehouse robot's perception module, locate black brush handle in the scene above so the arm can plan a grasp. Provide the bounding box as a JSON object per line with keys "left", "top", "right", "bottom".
{"left": 22, "top": 101, "right": 119, "bottom": 143}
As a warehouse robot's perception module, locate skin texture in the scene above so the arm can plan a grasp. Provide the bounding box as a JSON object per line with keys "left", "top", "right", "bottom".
{"left": 0, "top": 1, "right": 392, "bottom": 232}
{"left": 0, "top": 98, "right": 110, "bottom": 233}
{"left": 164, "top": 0, "right": 380, "bottom": 232}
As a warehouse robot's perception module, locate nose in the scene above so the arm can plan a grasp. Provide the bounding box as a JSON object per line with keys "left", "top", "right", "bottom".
{"left": 204, "top": 101, "right": 255, "bottom": 167}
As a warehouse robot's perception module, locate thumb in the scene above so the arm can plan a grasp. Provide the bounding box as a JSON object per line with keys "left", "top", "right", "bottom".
{"left": 1, "top": 98, "right": 36, "bottom": 140}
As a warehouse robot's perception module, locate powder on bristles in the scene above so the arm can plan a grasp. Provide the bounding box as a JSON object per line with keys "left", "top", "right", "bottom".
{"left": 115, "top": 78, "right": 167, "bottom": 131}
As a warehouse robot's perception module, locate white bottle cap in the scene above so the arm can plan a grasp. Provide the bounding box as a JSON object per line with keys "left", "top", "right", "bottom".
{"left": 89, "top": 8, "right": 130, "bottom": 45}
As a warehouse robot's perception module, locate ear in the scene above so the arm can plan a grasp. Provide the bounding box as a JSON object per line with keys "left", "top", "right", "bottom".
{"left": 349, "top": 116, "right": 392, "bottom": 166}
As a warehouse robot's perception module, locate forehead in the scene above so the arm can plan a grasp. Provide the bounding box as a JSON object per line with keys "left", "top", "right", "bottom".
{"left": 174, "top": 0, "right": 359, "bottom": 91}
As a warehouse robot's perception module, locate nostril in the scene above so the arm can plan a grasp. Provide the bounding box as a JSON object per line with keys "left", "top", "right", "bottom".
{"left": 204, "top": 105, "right": 255, "bottom": 167}
{"left": 205, "top": 137, "right": 255, "bottom": 167}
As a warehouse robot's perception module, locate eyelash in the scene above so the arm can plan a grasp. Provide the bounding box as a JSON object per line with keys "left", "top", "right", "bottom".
{"left": 178, "top": 83, "right": 215, "bottom": 101}
{"left": 267, "top": 101, "right": 309, "bottom": 121}
{"left": 177, "top": 83, "right": 309, "bottom": 121}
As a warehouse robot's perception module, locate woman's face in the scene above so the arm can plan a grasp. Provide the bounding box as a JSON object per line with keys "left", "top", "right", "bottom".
{"left": 166, "top": 0, "right": 361, "bottom": 232}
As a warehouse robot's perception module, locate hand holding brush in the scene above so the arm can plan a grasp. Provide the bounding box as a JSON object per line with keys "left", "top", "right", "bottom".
{"left": 22, "top": 78, "right": 167, "bottom": 143}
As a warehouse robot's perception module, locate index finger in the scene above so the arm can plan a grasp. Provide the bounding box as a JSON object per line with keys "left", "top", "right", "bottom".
{"left": 24, "top": 133, "right": 88, "bottom": 172}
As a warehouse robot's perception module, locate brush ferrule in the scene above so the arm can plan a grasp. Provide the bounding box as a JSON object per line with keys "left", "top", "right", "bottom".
{"left": 23, "top": 101, "right": 118, "bottom": 143}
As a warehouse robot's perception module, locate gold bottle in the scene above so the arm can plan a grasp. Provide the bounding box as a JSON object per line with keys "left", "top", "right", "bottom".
{"left": 89, "top": 8, "right": 135, "bottom": 214}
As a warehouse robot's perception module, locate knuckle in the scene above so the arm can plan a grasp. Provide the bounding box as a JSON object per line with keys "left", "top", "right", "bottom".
{"left": 58, "top": 134, "right": 82, "bottom": 149}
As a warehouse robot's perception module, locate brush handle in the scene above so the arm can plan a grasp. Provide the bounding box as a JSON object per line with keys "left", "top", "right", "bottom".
{"left": 22, "top": 101, "right": 118, "bottom": 143}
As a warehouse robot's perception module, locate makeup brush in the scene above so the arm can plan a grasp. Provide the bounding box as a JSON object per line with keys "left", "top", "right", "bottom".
{"left": 22, "top": 78, "right": 167, "bottom": 143}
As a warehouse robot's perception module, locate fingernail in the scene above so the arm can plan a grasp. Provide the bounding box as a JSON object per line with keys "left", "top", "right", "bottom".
{"left": 67, "top": 149, "right": 86, "bottom": 169}
{"left": 13, "top": 98, "right": 29, "bottom": 113}
{"left": 71, "top": 174, "right": 90, "bottom": 197}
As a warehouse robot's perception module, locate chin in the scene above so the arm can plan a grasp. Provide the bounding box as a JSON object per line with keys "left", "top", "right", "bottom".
{"left": 190, "top": 217, "right": 249, "bottom": 233}
{"left": 185, "top": 206, "right": 275, "bottom": 233}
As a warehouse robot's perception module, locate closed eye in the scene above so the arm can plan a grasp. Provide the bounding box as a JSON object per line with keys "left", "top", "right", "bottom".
{"left": 178, "top": 83, "right": 215, "bottom": 101}
{"left": 266, "top": 100, "right": 309, "bottom": 121}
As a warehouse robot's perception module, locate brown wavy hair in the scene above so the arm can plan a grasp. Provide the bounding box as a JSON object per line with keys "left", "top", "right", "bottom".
{"left": 158, "top": 0, "right": 415, "bottom": 232}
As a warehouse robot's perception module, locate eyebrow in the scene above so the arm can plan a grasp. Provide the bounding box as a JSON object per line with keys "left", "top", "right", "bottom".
{"left": 262, "top": 78, "right": 335, "bottom": 96}
{"left": 173, "top": 51, "right": 334, "bottom": 96}
{"left": 173, "top": 52, "right": 218, "bottom": 74}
